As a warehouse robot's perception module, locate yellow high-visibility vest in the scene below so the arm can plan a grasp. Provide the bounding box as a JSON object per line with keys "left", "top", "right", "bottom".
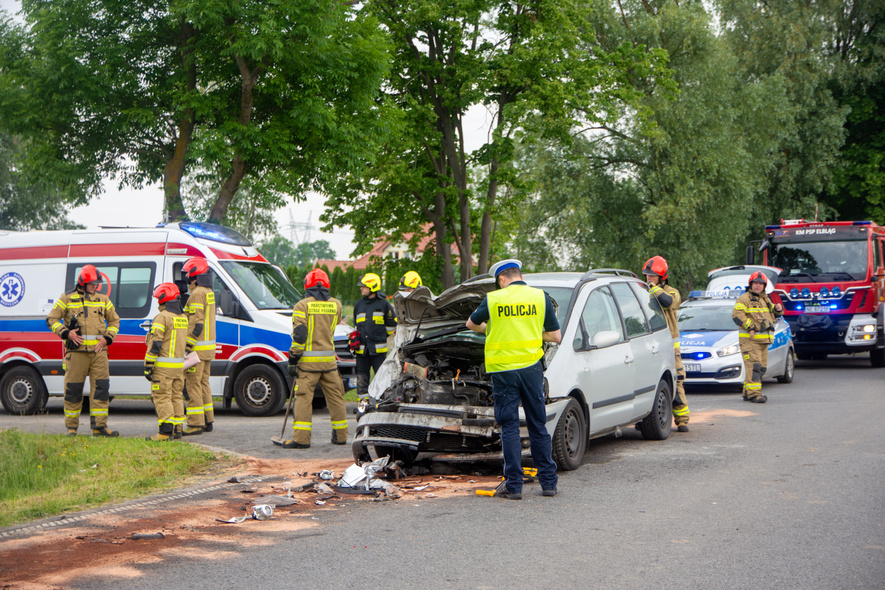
{"left": 484, "top": 285, "right": 546, "bottom": 373}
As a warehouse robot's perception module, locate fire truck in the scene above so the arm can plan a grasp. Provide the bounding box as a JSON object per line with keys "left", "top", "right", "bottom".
{"left": 747, "top": 219, "right": 885, "bottom": 367}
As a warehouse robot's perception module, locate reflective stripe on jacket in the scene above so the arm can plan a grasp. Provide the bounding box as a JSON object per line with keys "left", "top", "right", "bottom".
{"left": 46, "top": 288, "right": 120, "bottom": 351}
{"left": 353, "top": 295, "right": 397, "bottom": 355}
{"left": 185, "top": 285, "right": 216, "bottom": 360}
{"left": 291, "top": 297, "right": 342, "bottom": 371}
{"left": 145, "top": 311, "right": 188, "bottom": 370}
{"left": 733, "top": 291, "right": 781, "bottom": 344}
{"left": 484, "top": 284, "right": 546, "bottom": 373}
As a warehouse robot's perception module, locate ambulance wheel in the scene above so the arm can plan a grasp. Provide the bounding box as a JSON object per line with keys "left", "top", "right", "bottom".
{"left": 233, "top": 365, "right": 286, "bottom": 417}
{"left": 639, "top": 378, "right": 672, "bottom": 441}
{"left": 0, "top": 366, "right": 48, "bottom": 415}
{"left": 552, "top": 398, "right": 587, "bottom": 471}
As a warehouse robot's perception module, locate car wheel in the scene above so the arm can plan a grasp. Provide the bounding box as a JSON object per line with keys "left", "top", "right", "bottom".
{"left": 233, "top": 365, "right": 286, "bottom": 417}
{"left": 0, "top": 366, "right": 48, "bottom": 415}
{"left": 639, "top": 378, "right": 672, "bottom": 441}
{"left": 777, "top": 349, "right": 795, "bottom": 383}
{"left": 551, "top": 398, "right": 587, "bottom": 471}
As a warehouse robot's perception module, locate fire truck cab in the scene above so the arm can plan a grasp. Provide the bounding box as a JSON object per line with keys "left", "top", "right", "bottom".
{"left": 749, "top": 219, "right": 885, "bottom": 367}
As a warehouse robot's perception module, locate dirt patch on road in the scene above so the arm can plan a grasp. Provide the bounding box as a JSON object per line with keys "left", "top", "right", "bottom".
{"left": 0, "top": 456, "right": 500, "bottom": 589}
{"left": 689, "top": 408, "right": 759, "bottom": 421}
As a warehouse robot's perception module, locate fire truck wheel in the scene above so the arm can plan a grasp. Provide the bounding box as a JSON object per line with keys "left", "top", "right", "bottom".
{"left": 233, "top": 365, "right": 286, "bottom": 417}
{"left": 0, "top": 366, "right": 48, "bottom": 415}
{"left": 871, "top": 347, "right": 885, "bottom": 368}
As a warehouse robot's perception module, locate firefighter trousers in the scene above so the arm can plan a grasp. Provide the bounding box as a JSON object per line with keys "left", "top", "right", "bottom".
{"left": 291, "top": 369, "right": 348, "bottom": 445}
{"left": 673, "top": 352, "right": 689, "bottom": 425}
{"left": 63, "top": 350, "right": 111, "bottom": 430}
{"left": 151, "top": 367, "right": 185, "bottom": 435}
{"left": 355, "top": 353, "right": 385, "bottom": 397}
{"left": 740, "top": 338, "right": 769, "bottom": 400}
{"left": 185, "top": 359, "right": 214, "bottom": 427}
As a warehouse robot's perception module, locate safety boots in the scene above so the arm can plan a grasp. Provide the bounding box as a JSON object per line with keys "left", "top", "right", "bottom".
{"left": 172, "top": 424, "right": 183, "bottom": 440}
{"left": 146, "top": 433, "right": 171, "bottom": 442}
{"left": 182, "top": 426, "right": 204, "bottom": 436}
{"left": 203, "top": 421, "right": 213, "bottom": 433}
{"left": 92, "top": 427, "right": 120, "bottom": 437}
{"left": 278, "top": 439, "right": 310, "bottom": 449}
{"left": 66, "top": 428, "right": 77, "bottom": 437}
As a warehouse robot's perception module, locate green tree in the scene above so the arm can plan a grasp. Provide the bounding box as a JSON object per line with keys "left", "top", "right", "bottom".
{"left": 292, "top": 240, "right": 336, "bottom": 268}
{"left": 257, "top": 235, "right": 299, "bottom": 268}
{"left": 323, "top": 0, "right": 666, "bottom": 288}
{"left": 0, "top": 131, "right": 82, "bottom": 231}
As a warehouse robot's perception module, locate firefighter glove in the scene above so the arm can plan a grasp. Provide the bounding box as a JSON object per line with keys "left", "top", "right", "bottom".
{"left": 348, "top": 330, "right": 362, "bottom": 354}
{"left": 144, "top": 364, "right": 154, "bottom": 381}
{"left": 288, "top": 353, "right": 301, "bottom": 377}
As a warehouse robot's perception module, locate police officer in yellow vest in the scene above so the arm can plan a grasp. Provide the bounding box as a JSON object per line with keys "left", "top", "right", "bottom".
{"left": 274, "top": 269, "right": 349, "bottom": 448}
{"left": 144, "top": 283, "right": 188, "bottom": 441}
{"left": 466, "top": 259, "right": 561, "bottom": 500}
{"left": 181, "top": 257, "right": 216, "bottom": 435}
{"left": 46, "top": 264, "right": 120, "bottom": 437}
{"left": 732, "top": 272, "right": 783, "bottom": 403}
{"left": 642, "top": 255, "right": 690, "bottom": 432}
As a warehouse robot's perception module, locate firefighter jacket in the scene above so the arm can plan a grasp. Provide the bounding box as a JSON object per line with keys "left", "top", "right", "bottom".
{"left": 484, "top": 284, "right": 546, "bottom": 373}
{"left": 648, "top": 283, "right": 682, "bottom": 339}
{"left": 353, "top": 294, "right": 397, "bottom": 355}
{"left": 145, "top": 307, "right": 188, "bottom": 373}
{"left": 733, "top": 291, "right": 782, "bottom": 345}
{"left": 46, "top": 287, "right": 120, "bottom": 352}
{"left": 185, "top": 284, "right": 216, "bottom": 361}
{"left": 290, "top": 293, "right": 342, "bottom": 372}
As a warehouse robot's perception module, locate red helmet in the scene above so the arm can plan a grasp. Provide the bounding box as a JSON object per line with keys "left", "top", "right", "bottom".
{"left": 77, "top": 264, "right": 102, "bottom": 287}
{"left": 305, "top": 268, "right": 330, "bottom": 290}
{"left": 748, "top": 271, "right": 768, "bottom": 286}
{"left": 152, "top": 283, "right": 181, "bottom": 305}
{"left": 642, "top": 256, "right": 669, "bottom": 281}
{"left": 182, "top": 257, "right": 209, "bottom": 278}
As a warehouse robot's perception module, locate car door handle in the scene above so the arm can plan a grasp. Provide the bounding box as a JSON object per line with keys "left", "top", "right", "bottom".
{"left": 651, "top": 344, "right": 659, "bottom": 354}
{"left": 624, "top": 355, "right": 634, "bottom": 365}
{"left": 139, "top": 320, "right": 152, "bottom": 331}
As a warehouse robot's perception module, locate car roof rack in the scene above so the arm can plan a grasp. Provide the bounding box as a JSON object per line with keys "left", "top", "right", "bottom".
{"left": 580, "top": 268, "right": 638, "bottom": 280}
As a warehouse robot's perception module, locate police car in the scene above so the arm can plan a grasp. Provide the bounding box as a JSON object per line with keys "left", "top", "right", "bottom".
{"left": 678, "top": 290, "right": 795, "bottom": 388}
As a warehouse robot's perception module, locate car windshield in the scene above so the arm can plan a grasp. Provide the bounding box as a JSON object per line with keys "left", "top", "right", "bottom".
{"left": 770, "top": 240, "right": 868, "bottom": 282}
{"left": 220, "top": 261, "right": 301, "bottom": 310}
{"left": 535, "top": 286, "right": 573, "bottom": 327}
{"left": 677, "top": 305, "right": 736, "bottom": 331}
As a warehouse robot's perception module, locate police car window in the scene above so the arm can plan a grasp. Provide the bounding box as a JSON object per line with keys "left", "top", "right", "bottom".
{"left": 609, "top": 282, "right": 650, "bottom": 338}
{"left": 580, "top": 287, "right": 624, "bottom": 342}
{"left": 629, "top": 282, "right": 668, "bottom": 332}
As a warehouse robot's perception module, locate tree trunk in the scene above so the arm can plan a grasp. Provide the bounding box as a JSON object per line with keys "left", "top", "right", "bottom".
{"left": 433, "top": 191, "right": 455, "bottom": 289}
{"left": 208, "top": 55, "right": 260, "bottom": 224}
{"left": 162, "top": 18, "right": 197, "bottom": 222}
{"left": 477, "top": 157, "right": 499, "bottom": 274}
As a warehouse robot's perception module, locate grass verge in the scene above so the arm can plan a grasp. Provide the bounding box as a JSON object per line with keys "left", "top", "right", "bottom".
{"left": 0, "top": 429, "right": 241, "bottom": 528}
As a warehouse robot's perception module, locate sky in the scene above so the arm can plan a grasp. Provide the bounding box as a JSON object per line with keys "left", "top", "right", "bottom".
{"left": 1, "top": 0, "right": 494, "bottom": 260}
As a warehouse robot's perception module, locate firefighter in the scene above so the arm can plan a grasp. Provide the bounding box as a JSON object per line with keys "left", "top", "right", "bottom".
{"left": 466, "top": 259, "right": 561, "bottom": 499}
{"left": 274, "top": 269, "right": 348, "bottom": 448}
{"left": 181, "top": 257, "right": 216, "bottom": 436}
{"left": 399, "top": 271, "right": 423, "bottom": 293}
{"left": 642, "top": 256, "right": 690, "bottom": 432}
{"left": 46, "top": 264, "right": 120, "bottom": 437}
{"left": 350, "top": 272, "right": 397, "bottom": 398}
{"left": 732, "top": 272, "right": 783, "bottom": 403}
{"left": 144, "top": 283, "right": 188, "bottom": 441}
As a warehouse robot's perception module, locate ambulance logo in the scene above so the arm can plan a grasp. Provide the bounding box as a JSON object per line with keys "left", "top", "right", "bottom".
{"left": 0, "top": 272, "right": 25, "bottom": 307}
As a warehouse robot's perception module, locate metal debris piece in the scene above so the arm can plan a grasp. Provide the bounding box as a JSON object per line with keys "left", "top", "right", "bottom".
{"left": 216, "top": 516, "right": 249, "bottom": 524}
{"left": 315, "top": 500, "right": 326, "bottom": 506}
{"left": 318, "top": 469, "right": 335, "bottom": 480}
{"left": 228, "top": 476, "right": 242, "bottom": 483}
{"left": 252, "top": 505, "right": 274, "bottom": 520}
{"left": 413, "top": 485, "right": 429, "bottom": 491}
{"left": 131, "top": 533, "right": 165, "bottom": 540}
{"left": 315, "top": 482, "right": 335, "bottom": 494}
{"left": 255, "top": 495, "right": 299, "bottom": 506}
{"left": 290, "top": 482, "right": 316, "bottom": 493}
{"left": 331, "top": 485, "right": 377, "bottom": 496}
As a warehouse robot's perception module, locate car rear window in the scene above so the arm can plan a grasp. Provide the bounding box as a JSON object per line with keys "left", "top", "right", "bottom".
{"left": 629, "top": 282, "right": 669, "bottom": 332}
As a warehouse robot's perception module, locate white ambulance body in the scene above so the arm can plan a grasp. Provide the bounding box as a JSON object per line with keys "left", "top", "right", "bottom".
{"left": 0, "top": 222, "right": 355, "bottom": 417}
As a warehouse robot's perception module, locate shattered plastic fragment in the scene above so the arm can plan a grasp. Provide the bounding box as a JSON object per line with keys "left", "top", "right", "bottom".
{"left": 216, "top": 516, "right": 249, "bottom": 524}
{"left": 130, "top": 533, "right": 164, "bottom": 540}
{"left": 315, "top": 500, "right": 326, "bottom": 506}
{"left": 318, "top": 470, "right": 335, "bottom": 480}
{"left": 254, "top": 495, "right": 298, "bottom": 507}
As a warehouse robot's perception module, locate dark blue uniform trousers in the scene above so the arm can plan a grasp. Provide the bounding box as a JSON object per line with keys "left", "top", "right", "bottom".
{"left": 491, "top": 361, "right": 558, "bottom": 493}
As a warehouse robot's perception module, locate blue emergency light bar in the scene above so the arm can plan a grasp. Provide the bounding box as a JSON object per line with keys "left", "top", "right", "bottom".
{"left": 177, "top": 222, "right": 252, "bottom": 247}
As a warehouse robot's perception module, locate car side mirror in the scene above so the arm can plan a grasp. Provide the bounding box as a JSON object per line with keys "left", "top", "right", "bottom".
{"left": 589, "top": 330, "right": 621, "bottom": 349}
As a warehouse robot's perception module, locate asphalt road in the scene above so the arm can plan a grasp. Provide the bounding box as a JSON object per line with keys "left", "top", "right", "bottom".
{"left": 3, "top": 354, "right": 884, "bottom": 589}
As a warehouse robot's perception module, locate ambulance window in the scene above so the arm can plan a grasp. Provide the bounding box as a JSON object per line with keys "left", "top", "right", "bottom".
{"left": 68, "top": 263, "right": 155, "bottom": 318}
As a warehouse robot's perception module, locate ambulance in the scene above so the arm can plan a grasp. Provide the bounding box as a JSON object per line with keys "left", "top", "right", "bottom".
{"left": 0, "top": 222, "right": 356, "bottom": 416}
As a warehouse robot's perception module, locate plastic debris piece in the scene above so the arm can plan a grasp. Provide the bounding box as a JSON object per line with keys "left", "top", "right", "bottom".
{"left": 228, "top": 476, "right": 242, "bottom": 483}
{"left": 414, "top": 485, "right": 429, "bottom": 491}
{"left": 315, "top": 500, "right": 326, "bottom": 506}
{"left": 331, "top": 485, "right": 377, "bottom": 495}
{"left": 130, "top": 533, "right": 165, "bottom": 540}
{"left": 315, "top": 482, "right": 335, "bottom": 494}
{"left": 318, "top": 469, "right": 335, "bottom": 480}
{"left": 216, "top": 516, "right": 249, "bottom": 524}
{"left": 252, "top": 505, "right": 274, "bottom": 520}
{"left": 339, "top": 464, "right": 367, "bottom": 488}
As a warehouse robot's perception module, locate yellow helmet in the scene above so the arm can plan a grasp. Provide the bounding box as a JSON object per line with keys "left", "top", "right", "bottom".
{"left": 358, "top": 272, "right": 382, "bottom": 293}
{"left": 399, "top": 271, "right": 422, "bottom": 290}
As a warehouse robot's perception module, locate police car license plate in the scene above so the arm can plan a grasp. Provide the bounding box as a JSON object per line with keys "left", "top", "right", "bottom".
{"left": 804, "top": 305, "right": 831, "bottom": 313}
{"left": 685, "top": 363, "right": 701, "bottom": 373}
{"left": 347, "top": 377, "right": 358, "bottom": 389}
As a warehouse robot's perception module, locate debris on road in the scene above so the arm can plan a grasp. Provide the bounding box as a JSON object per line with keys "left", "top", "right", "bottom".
{"left": 130, "top": 532, "right": 165, "bottom": 540}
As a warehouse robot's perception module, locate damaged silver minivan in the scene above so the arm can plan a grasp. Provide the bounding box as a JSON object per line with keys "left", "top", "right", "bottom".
{"left": 352, "top": 270, "right": 677, "bottom": 470}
